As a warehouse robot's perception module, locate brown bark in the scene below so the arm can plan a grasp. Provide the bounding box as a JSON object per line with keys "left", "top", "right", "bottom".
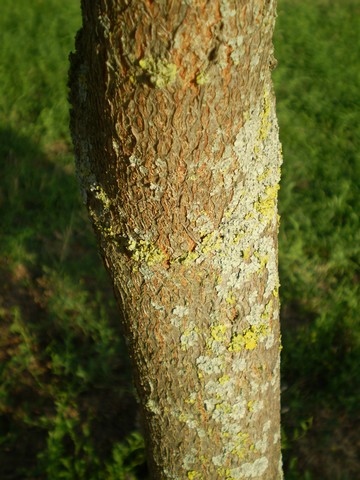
{"left": 69, "top": 1, "right": 283, "bottom": 478}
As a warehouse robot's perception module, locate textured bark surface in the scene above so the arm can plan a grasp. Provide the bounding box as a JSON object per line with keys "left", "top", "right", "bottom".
{"left": 69, "top": 1, "right": 283, "bottom": 478}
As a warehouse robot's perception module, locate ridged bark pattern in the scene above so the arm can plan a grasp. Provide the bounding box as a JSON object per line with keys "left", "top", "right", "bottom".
{"left": 69, "top": 1, "right": 283, "bottom": 478}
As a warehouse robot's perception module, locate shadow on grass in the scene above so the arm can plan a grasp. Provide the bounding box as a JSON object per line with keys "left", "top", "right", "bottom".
{"left": 0, "top": 127, "right": 147, "bottom": 479}
{"left": 280, "top": 300, "right": 360, "bottom": 479}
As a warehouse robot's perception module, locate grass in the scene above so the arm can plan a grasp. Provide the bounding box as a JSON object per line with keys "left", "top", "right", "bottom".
{"left": 0, "top": 1, "right": 146, "bottom": 478}
{"left": 0, "top": 0, "right": 359, "bottom": 478}
{"left": 274, "top": 0, "right": 360, "bottom": 477}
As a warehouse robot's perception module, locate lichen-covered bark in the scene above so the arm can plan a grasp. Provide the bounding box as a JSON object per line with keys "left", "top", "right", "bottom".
{"left": 69, "top": 1, "right": 283, "bottom": 478}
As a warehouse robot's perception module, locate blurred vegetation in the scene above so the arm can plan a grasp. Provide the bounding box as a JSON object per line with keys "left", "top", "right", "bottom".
{"left": 0, "top": 0, "right": 359, "bottom": 479}
{"left": 274, "top": 1, "right": 360, "bottom": 478}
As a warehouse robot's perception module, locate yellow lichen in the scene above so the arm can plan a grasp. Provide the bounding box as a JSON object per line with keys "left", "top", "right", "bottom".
{"left": 200, "top": 231, "right": 222, "bottom": 254}
{"left": 139, "top": 55, "right": 177, "bottom": 88}
{"left": 128, "top": 239, "right": 166, "bottom": 266}
{"left": 242, "top": 330, "right": 259, "bottom": 350}
{"left": 181, "top": 325, "right": 200, "bottom": 351}
{"left": 226, "top": 292, "right": 237, "bottom": 305}
{"left": 218, "top": 375, "right": 230, "bottom": 385}
{"left": 279, "top": 335, "right": 283, "bottom": 351}
{"left": 187, "top": 471, "right": 203, "bottom": 479}
{"left": 243, "top": 246, "right": 252, "bottom": 261}
{"left": 215, "top": 402, "right": 232, "bottom": 414}
{"left": 91, "top": 184, "right": 111, "bottom": 210}
{"left": 185, "top": 394, "right": 196, "bottom": 405}
{"left": 179, "top": 413, "right": 188, "bottom": 423}
{"left": 255, "top": 184, "right": 280, "bottom": 222}
{"left": 253, "top": 88, "right": 272, "bottom": 154}
{"left": 261, "top": 299, "right": 273, "bottom": 320}
{"left": 210, "top": 324, "right": 227, "bottom": 342}
{"left": 228, "top": 324, "right": 269, "bottom": 352}
{"left": 224, "top": 209, "right": 232, "bottom": 220}
{"left": 231, "top": 432, "right": 250, "bottom": 459}
{"left": 196, "top": 71, "right": 210, "bottom": 85}
{"left": 257, "top": 168, "right": 270, "bottom": 182}
{"left": 231, "top": 231, "right": 245, "bottom": 245}
{"left": 175, "top": 250, "right": 200, "bottom": 266}
{"left": 254, "top": 251, "right": 269, "bottom": 272}
{"left": 216, "top": 468, "right": 234, "bottom": 480}
{"left": 175, "top": 231, "right": 223, "bottom": 266}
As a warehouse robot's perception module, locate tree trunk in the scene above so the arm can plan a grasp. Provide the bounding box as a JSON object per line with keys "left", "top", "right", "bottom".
{"left": 69, "top": 1, "right": 283, "bottom": 478}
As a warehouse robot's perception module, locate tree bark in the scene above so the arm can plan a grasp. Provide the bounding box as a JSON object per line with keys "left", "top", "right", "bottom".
{"left": 69, "top": 1, "right": 283, "bottom": 478}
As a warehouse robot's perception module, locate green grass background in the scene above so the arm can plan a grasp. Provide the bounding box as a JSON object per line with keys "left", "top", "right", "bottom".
{"left": 0, "top": 0, "right": 359, "bottom": 478}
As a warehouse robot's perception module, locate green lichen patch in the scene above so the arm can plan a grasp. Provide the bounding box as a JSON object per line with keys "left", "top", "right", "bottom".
{"left": 180, "top": 323, "right": 200, "bottom": 351}
{"left": 253, "top": 251, "right": 269, "bottom": 273}
{"left": 261, "top": 299, "right": 274, "bottom": 320}
{"left": 210, "top": 324, "right": 228, "bottom": 342}
{"left": 198, "top": 231, "right": 223, "bottom": 255}
{"left": 90, "top": 184, "right": 111, "bottom": 210}
{"left": 228, "top": 324, "right": 269, "bottom": 352}
{"left": 139, "top": 55, "right": 177, "bottom": 88}
{"left": 195, "top": 71, "right": 210, "bottom": 85}
{"left": 127, "top": 239, "right": 166, "bottom": 266}
{"left": 255, "top": 184, "right": 280, "bottom": 223}
{"left": 171, "top": 231, "right": 223, "bottom": 266}
{"left": 231, "top": 431, "right": 251, "bottom": 460}
{"left": 187, "top": 470, "right": 203, "bottom": 480}
{"left": 173, "top": 249, "right": 200, "bottom": 266}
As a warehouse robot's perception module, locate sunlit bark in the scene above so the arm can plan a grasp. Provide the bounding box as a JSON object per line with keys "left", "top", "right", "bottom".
{"left": 69, "top": 1, "right": 283, "bottom": 478}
